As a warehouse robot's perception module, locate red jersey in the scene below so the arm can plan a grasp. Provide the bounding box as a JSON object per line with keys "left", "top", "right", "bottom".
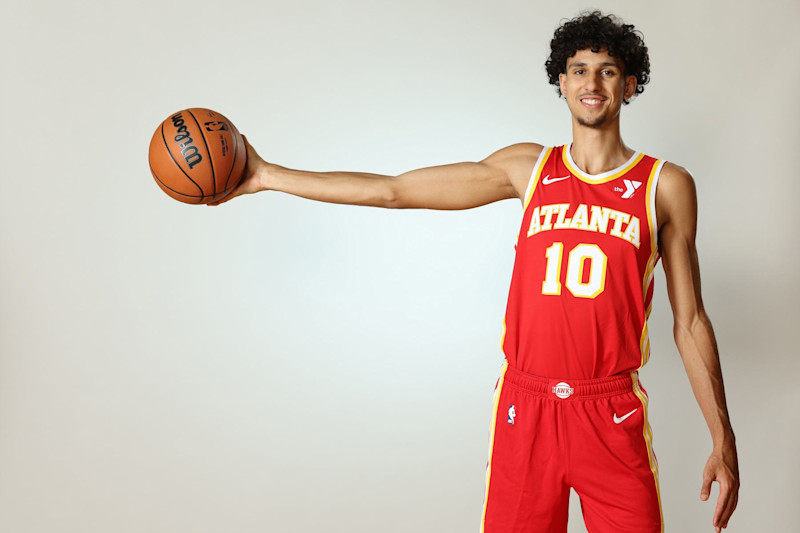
{"left": 501, "top": 145, "right": 665, "bottom": 379}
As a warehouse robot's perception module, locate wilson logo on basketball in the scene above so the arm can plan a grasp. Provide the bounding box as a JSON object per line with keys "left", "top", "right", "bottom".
{"left": 170, "top": 112, "right": 203, "bottom": 170}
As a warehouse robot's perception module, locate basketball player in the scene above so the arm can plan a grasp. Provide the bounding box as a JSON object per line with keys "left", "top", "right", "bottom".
{"left": 213, "top": 11, "right": 739, "bottom": 532}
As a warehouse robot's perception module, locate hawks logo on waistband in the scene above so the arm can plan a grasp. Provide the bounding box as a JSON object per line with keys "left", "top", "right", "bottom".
{"left": 552, "top": 382, "right": 574, "bottom": 399}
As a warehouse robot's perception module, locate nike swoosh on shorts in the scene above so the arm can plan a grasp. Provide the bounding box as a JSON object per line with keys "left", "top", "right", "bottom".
{"left": 613, "top": 409, "right": 638, "bottom": 424}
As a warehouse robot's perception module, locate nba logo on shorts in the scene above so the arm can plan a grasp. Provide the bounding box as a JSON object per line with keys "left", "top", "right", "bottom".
{"left": 507, "top": 405, "right": 516, "bottom": 424}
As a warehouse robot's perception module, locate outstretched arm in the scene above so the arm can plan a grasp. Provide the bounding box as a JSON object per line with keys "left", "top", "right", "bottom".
{"left": 210, "top": 137, "right": 542, "bottom": 210}
{"left": 656, "top": 163, "right": 739, "bottom": 532}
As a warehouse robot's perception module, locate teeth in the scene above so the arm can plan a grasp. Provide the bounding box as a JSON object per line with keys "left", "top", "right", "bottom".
{"left": 583, "top": 98, "right": 602, "bottom": 105}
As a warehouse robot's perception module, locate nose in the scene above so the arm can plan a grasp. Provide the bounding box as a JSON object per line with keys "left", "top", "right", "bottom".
{"left": 585, "top": 71, "right": 601, "bottom": 91}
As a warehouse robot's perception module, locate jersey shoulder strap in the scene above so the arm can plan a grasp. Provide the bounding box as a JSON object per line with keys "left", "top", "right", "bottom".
{"left": 522, "top": 146, "right": 555, "bottom": 210}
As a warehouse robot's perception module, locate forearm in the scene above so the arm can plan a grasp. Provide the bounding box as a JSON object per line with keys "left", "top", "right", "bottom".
{"left": 261, "top": 163, "right": 396, "bottom": 207}
{"left": 674, "top": 312, "right": 735, "bottom": 449}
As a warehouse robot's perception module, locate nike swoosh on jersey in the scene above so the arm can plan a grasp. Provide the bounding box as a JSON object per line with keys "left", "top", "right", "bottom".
{"left": 541, "top": 174, "right": 571, "bottom": 185}
{"left": 613, "top": 409, "right": 638, "bottom": 424}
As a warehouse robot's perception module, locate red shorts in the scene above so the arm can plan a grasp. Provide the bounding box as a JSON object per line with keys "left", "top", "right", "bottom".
{"left": 481, "top": 362, "right": 663, "bottom": 533}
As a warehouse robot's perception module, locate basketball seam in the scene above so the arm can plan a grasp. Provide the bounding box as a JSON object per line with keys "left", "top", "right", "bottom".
{"left": 150, "top": 159, "right": 237, "bottom": 200}
{"left": 222, "top": 122, "right": 239, "bottom": 193}
{"left": 186, "top": 109, "right": 217, "bottom": 196}
{"left": 149, "top": 161, "right": 201, "bottom": 203}
{"left": 160, "top": 119, "right": 205, "bottom": 196}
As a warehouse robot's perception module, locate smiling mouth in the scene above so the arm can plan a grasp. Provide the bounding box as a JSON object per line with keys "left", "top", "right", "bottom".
{"left": 579, "top": 97, "right": 606, "bottom": 106}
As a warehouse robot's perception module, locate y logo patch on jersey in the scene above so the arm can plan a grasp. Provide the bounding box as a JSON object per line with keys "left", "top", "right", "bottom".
{"left": 621, "top": 179, "right": 642, "bottom": 199}
{"left": 507, "top": 405, "right": 516, "bottom": 425}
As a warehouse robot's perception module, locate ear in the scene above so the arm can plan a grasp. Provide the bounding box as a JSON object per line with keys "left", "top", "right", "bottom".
{"left": 623, "top": 74, "right": 637, "bottom": 100}
{"left": 559, "top": 72, "right": 567, "bottom": 98}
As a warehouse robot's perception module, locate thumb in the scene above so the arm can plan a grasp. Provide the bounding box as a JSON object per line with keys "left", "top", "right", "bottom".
{"left": 700, "top": 469, "right": 714, "bottom": 501}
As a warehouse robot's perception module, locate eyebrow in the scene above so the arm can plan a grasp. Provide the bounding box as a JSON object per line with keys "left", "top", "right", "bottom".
{"left": 568, "top": 61, "right": 620, "bottom": 68}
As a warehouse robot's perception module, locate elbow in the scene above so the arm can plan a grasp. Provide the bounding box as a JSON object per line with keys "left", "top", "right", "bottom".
{"left": 384, "top": 190, "right": 402, "bottom": 209}
{"left": 673, "top": 315, "right": 698, "bottom": 341}
{"left": 383, "top": 180, "right": 406, "bottom": 209}
{"left": 672, "top": 309, "right": 712, "bottom": 344}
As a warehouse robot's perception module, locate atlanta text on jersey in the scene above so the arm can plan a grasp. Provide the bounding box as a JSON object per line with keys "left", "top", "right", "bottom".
{"left": 526, "top": 203, "right": 641, "bottom": 248}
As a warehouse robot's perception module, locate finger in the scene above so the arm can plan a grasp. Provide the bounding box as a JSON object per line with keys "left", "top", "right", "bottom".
{"left": 209, "top": 179, "right": 249, "bottom": 205}
{"left": 720, "top": 486, "right": 735, "bottom": 527}
{"left": 207, "top": 187, "right": 240, "bottom": 206}
{"left": 713, "top": 480, "right": 730, "bottom": 528}
{"left": 720, "top": 485, "right": 739, "bottom": 529}
{"left": 208, "top": 136, "right": 252, "bottom": 206}
{"left": 242, "top": 135, "right": 259, "bottom": 158}
{"left": 700, "top": 470, "right": 714, "bottom": 501}
{"left": 723, "top": 490, "right": 739, "bottom": 528}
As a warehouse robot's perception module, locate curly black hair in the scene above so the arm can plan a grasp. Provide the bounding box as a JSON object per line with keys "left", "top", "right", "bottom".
{"left": 545, "top": 11, "right": 650, "bottom": 104}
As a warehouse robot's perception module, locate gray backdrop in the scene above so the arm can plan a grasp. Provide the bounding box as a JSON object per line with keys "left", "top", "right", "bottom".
{"left": 1, "top": 0, "right": 798, "bottom": 531}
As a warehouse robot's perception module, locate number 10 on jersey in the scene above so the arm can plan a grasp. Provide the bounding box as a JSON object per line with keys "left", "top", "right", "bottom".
{"left": 542, "top": 242, "right": 608, "bottom": 299}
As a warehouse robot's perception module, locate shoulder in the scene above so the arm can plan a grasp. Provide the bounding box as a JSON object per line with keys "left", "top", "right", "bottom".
{"left": 655, "top": 161, "right": 697, "bottom": 231}
{"left": 481, "top": 143, "right": 546, "bottom": 199}
{"left": 658, "top": 161, "right": 695, "bottom": 192}
{"left": 484, "top": 142, "right": 545, "bottom": 159}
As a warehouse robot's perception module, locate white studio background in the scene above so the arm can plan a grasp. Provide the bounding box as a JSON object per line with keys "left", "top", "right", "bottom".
{"left": 1, "top": 1, "right": 798, "bottom": 532}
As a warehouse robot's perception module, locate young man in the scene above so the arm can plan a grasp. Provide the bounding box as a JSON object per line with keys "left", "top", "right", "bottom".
{"left": 213, "top": 11, "right": 739, "bottom": 533}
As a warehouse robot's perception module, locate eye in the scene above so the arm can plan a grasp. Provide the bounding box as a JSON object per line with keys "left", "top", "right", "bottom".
{"left": 574, "top": 69, "right": 585, "bottom": 75}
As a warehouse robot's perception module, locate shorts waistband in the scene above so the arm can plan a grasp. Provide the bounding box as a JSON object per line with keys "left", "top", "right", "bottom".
{"left": 503, "top": 365, "right": 636, "bottom": 399}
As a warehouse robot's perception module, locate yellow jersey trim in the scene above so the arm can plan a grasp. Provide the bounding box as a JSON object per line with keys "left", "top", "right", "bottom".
{"left": 499, "top": 318, "right": 507, "bottom": 353}
{"left": 481, "top": 360, "right": 509, "bottom": 532}
{"left": 631, "top": 372, "right": 665, "bottom": 532}
{"left": 645, "top": 159, "right": 665, "bottom": 256}
{"left": 639, "top": 159, "right": 664, "bottom": 368}
{"left": 523, "top": 147, "right": 553, "bottom": 210}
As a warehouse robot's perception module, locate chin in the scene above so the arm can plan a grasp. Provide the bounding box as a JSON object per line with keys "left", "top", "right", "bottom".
{"left": 576, "top": 115, "right": 608, "bottom": 128}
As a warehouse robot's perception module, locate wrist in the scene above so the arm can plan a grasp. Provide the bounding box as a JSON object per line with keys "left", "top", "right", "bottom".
{"left": 259, "top": 162, "right": 283, "bottom": 192}
{"left": 712, "top": 427, "right": 736, "bottom": 452}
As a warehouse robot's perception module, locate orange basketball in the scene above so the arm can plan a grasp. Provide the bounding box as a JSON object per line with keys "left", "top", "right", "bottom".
{"left": 148, "top": 108, "right": 247, "bottom": 204}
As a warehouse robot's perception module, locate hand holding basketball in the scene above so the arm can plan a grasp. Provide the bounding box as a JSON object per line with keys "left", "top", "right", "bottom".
{"left": 207, "top": 137, "right": 269, "bottom": 206}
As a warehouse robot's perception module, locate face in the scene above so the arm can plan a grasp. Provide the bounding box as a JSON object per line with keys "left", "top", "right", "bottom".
{"left": 558, "top": 48, "right": 637, "bottom": 128}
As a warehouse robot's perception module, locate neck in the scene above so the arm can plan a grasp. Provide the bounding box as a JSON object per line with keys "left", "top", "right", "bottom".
{"left": 569, "top": 118, "right": 633, "bottom": 175}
